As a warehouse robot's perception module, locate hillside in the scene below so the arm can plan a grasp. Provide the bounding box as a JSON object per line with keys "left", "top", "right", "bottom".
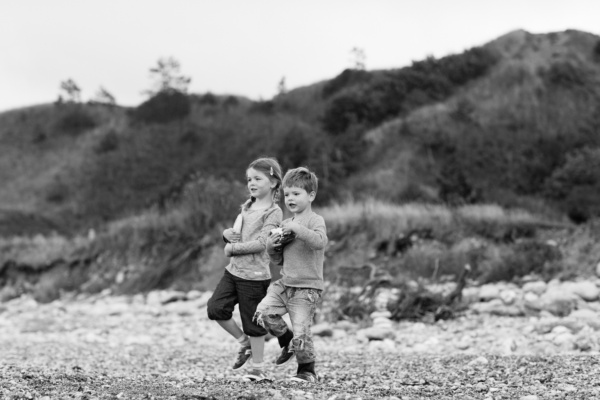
{"left": 1, "top": 29, "right": 600, "bottom": 301}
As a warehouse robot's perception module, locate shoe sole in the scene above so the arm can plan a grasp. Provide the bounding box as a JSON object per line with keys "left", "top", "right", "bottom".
{"left": 288, "top": 375, "right": 318, "bottom": 383}
{"left": 275, "top": 353, "right": 296, "bottom": 368}
{"left": 242, "top": 375, "right": 272, "bottom": 382}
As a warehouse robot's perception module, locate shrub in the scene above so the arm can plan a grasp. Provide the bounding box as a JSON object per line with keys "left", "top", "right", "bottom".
{"left": 545, "top": 147, "right": 600, "bottom": 222}
{"left": 542, "top": 61, "right": 588, "bottom": 87}
{"left": 132, "top": 90, "right": 191, "bottom": 124}
{"left": 55, "top": 107, "right": 96, "bottom": 135}
{"left": 322, "top": 68, "right": 371, "bottom": 98}
{"left": 478, "top": 240, "right": 561, "bottom": 283}
{"left": 95, "top": 129, "right": 119, "bottom": 154}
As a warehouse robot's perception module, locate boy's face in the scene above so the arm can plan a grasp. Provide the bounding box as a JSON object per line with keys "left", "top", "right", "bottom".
{"left": 283, "top": 185, "right": 315, "bottom": 215}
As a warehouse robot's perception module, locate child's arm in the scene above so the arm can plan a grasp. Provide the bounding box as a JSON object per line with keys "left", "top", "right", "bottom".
{"left": 283, "top": 215, "right": 328, "bottom": 250}
{"left": 266, "top": 233, "right": 284, "bottom": 265}
{"left": 229, "top": 208, "right": 283, "bottom": 256}
{"left": 223, "top": 214, "right": 243, "bottom": 245}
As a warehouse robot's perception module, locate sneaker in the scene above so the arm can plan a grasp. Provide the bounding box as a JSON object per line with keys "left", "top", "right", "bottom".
{"left": 288, "top": 372, "right": 319, "bottom": 383}
{"left": 232, "top": 345, "right": 252, "bottom": 370}
{"left": 274, "top": 345, "right": 295, "bottom": 367}
{"left": 242, "top": 368, "right": 271, "bottom": 382}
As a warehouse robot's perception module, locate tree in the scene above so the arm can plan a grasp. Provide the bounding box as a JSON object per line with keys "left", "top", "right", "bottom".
{"left": 350, "top": 47, "right": 366, "bottom": 70}
{"left": 59, "top": 79, "right": 82, "bottom": 102}
{"left": 277, "top": 76, "right": 287, "bottom": 96}
{"left": 145, "top": 57, "right": 191, "bottom": 96}
{"left": 91, "top": 86, "right": 116, "bottom": 105}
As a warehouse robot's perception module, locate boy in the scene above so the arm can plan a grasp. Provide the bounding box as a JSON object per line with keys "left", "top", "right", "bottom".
{"left": 254, "top": 167, "right": 327, "bottom": 383}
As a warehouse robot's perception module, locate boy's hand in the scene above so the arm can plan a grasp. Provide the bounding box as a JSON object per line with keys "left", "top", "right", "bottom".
{"left": 282, "top": 221, "right": 301, "bottom": 235}
{"left": 224, "top": 243, "right": 233, "bottom": 257}
{"left": 223, "top": 228, "right": 241, "bottom": 243}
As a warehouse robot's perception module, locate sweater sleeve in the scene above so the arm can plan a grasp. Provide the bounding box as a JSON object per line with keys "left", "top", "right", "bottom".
{"left": 230, "top": 207, "right": 283, "bottom": 256}
{"left": 292, "top": 214, "right": 328, "bottom": 250}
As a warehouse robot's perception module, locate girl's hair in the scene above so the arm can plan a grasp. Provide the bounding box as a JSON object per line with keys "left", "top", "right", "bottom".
{"left": 282, "top": 166, "right": 318, "bottom": 194}
{"left": 246, "top": 157, "right": 283, "bottom": 204}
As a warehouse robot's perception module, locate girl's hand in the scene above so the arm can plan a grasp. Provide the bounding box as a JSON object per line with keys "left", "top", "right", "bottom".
{"left": 224, "top": 243, "right": 233, "bottom": 257}
{"left": 223, "top": 228, "right": 241, "bottom": 243}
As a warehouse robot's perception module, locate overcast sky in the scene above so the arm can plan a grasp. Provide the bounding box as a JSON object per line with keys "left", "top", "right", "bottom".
{"left": 1, "top": 0, "right": 598, "bottom": 112}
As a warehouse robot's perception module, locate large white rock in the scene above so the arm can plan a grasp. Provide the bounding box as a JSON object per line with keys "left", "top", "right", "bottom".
{"left": 563, "top": 281, "right": 600, "bottom": 301}
{"left": 522, "top": 281, "right": 547, "bottom": 295}
{"left": 478, "top": 284, "right": 501, "bottom": 301}
{"left": 500, "top": 289, "right": 519, "bottom": 305}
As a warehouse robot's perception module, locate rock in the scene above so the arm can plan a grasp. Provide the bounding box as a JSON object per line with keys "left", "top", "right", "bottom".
{"left": 312, "top": 322, "right": 334, "bottom": 337}
{"left": 357, "top": 327, "right": 394, "bottom": 341}
{"left": 502, "top": 338, "right": 517, "bottom": 354}
{"left": 522, "top": 281, "right": 547, "bottom": 295}
{"left": 372, "top": 316, "right": 393, "bottom": 328}
{"left": 471, "top": 299, "right": 524, "bottom": 316}
{"left": 456, "top": 336, "right": 471, "bottom": 350}
{"left": 186, "top": 290, "right": 203, "bottom": 300}
{"left": 569, "top": 308, "right": 598, "bottom": 321}
{"left": 536, "top": 289, "right": 578, "bottom": 317}
{"left": 370, "top": 310, "right": 392, "bottom": 319}
{"left": 552, "top": 332, "right": 576, "bottom": 349}
{"left": 499, "top": 289, "right": 518, "bottom": 305}
{"left": 519, "top": 396, "right": 539, "bottom": 400}
{"left": 575, "top": 334, "right": 593, "bottom": 351}
{"left": 564, "top": 281, "right": 600, "bottom": 301}
{"left": 478, "top": 284, "right": 500, "bottom": 301}
{"left": 468, "top": 356, "right": 489, "bottom": 367}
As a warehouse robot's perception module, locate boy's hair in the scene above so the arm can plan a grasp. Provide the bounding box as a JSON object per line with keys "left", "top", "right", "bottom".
{"left": 282, "top": 167, "right": 318, "bottom": 194}
{"left": 247, "top": 157, "right": 283, "bottom": 202}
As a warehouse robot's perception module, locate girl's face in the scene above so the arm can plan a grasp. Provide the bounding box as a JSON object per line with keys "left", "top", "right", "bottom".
{"left": 247, "top": 167, "right": 276, "bottom": 200}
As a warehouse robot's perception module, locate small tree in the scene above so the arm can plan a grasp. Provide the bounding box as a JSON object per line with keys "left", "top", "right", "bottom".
{"left": 277, "top": 76, "right": 287, "bottom": 96}
{"left": 91, "top": 86, "right": 116, "bottom": 105}
{"left": 59, "top": 79, "right": 82, "bottom": 102}
{"left": 145, "top": 57, "right": 191, "bottom": 96}
{"left": 350, "top": 47, "right": 366, "bottom": 70}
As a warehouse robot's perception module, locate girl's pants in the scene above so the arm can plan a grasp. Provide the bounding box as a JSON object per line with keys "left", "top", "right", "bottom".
{"left": 207, "top": 270, "right": 270, "bottom": 337}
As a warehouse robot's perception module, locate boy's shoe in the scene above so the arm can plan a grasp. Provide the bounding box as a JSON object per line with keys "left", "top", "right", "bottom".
{"left": 288, "top": 372, "right": 319, "bottom": 383}
{"left": 242, "top": 368, "right": 272, "bottom": 382}
{"left": 274, "top": 345, "right": 295, "bottom": 367}
{"left": 232, "top": 345, "right": 252, "bottom": 370}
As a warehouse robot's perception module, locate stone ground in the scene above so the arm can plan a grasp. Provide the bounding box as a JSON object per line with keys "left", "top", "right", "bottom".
{"left": 1, "top": 289, "right": 600, "bottom": 399}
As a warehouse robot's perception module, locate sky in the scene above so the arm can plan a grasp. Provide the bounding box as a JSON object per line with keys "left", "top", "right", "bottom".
{"left": 1, "top": 0, "right": 599, "bottom": 112}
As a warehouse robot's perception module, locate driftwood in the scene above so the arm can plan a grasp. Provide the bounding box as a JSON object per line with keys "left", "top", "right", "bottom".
{"left": 339, "top": 264, "right": 471, "bottom": 322}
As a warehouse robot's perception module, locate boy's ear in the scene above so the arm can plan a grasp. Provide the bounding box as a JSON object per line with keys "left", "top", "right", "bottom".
{"left": 308, "top": 191, "right": 316, "bottom": 202}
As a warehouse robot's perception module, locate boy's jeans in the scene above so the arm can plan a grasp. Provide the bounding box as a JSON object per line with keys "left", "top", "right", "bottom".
{"left": 254, "top": 279, "right": 322, "bottom": 364}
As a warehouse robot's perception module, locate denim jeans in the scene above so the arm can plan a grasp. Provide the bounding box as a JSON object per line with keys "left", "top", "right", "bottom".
{"left": 254, "top": 279, "right": 322, "bottom": 364}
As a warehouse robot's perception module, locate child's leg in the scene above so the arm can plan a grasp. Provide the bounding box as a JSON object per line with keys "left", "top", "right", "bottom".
{"left": 237, "top": 277, "right": 272, "bottom": 365}
{"left": 287, "top": 288, "right": 322, "bottom": 375}
{"left": 207, "top": 271, "right": 244, "bottom": 340}
{"left": 254, "top": 280, "right": 292, "bottom": 341}
{"left": 207, "top": 271, "right": 251, "bottom": 369}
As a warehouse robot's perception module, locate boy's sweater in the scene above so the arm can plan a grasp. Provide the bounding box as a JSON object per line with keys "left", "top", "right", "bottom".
{"left": 226, "top": 202, "right": 282, "bottom": 281}
{"left": 267, "top": 210, "right": 327, "bottom": 290}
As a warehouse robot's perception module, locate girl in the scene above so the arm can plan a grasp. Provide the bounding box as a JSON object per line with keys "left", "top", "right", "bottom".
{"left": 206, "top": 157, "right": 283, "bottom": 382}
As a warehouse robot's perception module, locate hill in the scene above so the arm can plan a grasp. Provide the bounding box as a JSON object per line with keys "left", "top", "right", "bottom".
{"left": 1, "top": 29, "right": 600, "bottom": 301}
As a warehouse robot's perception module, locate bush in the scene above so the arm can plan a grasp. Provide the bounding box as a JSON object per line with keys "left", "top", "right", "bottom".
{"left": 55, "top": 107, "right": 96, "bottom": 135}
{"left": 478, "top": 240, "right": 561, "bottom": 283}
{"left": 322, "top": 68, "right": 371, "bottom": 98}
{"left": 95, "top": 129, "right": 119, "bottom": 154}
{"left": 545, "top": 147, "right": 600, "bottom": 222}
{"left": 132, "top": 90, "right": 191, "bottom": 124}
{"left": 542, "top": 61, "right": 588, "bottom": 87}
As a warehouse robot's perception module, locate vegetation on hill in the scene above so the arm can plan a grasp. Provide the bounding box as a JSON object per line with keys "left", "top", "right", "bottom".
{"left": 2, "top": 29, "right": 600, "bottom": 300}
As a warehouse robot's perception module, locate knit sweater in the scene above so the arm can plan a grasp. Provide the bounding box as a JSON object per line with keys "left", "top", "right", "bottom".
{"left": 226, "top": 201, "right": 283, "bottom": 281}
{"left": 267, "top": 210, "right": 328, "bottom": 290}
